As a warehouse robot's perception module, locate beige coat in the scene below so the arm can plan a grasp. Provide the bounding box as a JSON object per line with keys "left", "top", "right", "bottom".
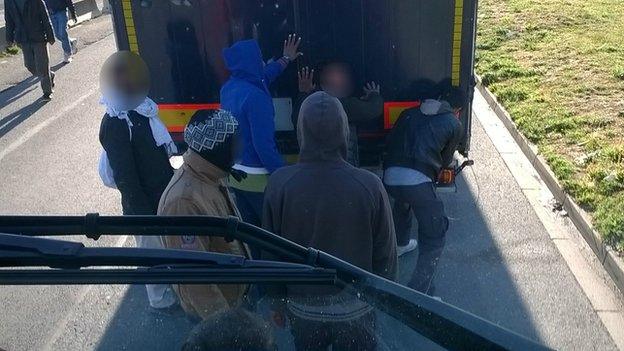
{"left": 158, "top": 150, "right": 249, "bottom": 320}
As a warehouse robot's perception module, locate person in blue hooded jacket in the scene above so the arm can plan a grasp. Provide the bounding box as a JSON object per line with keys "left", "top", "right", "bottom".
{"left": 220, "top": 35, "right": 302, "bottom": 229}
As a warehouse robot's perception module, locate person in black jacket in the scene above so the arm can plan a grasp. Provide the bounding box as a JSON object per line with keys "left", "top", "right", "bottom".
{"left": 4, "top": 0, "right": 56, "bottom": 100}
{"left": 44, "top": 0, "right": 77, "bottom": 63}
{"left": 383, "top": 87, "right": 465, "bottom": 296}
{"left": 98, "top": 51, "right": 178, "bottom": 311}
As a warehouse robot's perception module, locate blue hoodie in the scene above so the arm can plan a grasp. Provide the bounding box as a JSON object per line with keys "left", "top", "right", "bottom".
{"left": 220, "top": 40, "right": 286, "bottom": 173}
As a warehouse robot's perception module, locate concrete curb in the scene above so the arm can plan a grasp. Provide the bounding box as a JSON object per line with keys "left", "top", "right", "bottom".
{"left": 475, "top": 75, "right": 624, "bottom": 296}
{"left": 71, "top": 0, "right": 103, "bottom": 26}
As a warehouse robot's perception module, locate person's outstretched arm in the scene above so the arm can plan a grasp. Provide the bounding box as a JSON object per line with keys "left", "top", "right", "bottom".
{"left": 264, "top": 58, "right": 288, "bottom": 85}
{"left": 100, "top": 118, "right": 154, "bottom": 214}
{"left": 245, "top": 92, "right": 284, "bottom": 173}
{"left": 342, "top": 83, "right": 384, "bottom": 123}
{"left": 264, "top": 34, "right": 302, "bottom": 85}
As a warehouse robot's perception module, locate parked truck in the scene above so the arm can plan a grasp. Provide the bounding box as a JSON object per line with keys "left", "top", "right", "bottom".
{"left": 107, "top": 0, "right": 477, "bottom": 167}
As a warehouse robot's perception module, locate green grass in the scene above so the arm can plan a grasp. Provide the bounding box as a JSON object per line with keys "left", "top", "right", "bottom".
{"left": 0, "top": 45, "right": 20, "bottom": 58}
{"left": 477, "top": 0, "right": 624, "bottom": 252}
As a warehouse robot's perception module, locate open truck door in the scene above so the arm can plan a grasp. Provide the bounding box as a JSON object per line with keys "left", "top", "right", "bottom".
{"left": 108, "top": 0, "right": 477, "bottom": 163}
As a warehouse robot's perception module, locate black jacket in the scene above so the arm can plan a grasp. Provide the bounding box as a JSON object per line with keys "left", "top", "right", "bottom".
{"left": 384, "top": 99, "right": 463, "bottom": 180}
{"left": 99, "top": 111, "right": 174, "bottom": 215}
{"left": 44, "top": 0, "right": 76, "bottom": 19}
{"left": 4, "top": 0, "right": 55, "bottom": 44}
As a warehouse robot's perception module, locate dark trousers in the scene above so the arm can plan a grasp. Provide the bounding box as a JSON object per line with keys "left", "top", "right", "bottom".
{"left": 21, "top": 42, "right": 53, "bottom": 95}
{"left": 386, "top": 183, "right": 449, "bottom": 295}
{"left": 289, "top": 312, "right": 376, "bottom": 351}
{"left": 232, "top": 188, "right": 265, "bottom": 258}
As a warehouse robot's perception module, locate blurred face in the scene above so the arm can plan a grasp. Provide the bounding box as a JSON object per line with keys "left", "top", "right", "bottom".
{"left": 100, "top": 51, "right": 150, "bottom": 111}
{"left": 320, "top": 64, "right": 353, "bottom": 99}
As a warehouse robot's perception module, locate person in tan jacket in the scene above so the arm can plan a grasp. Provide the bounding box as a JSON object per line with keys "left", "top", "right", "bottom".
{"left": 158, "top": 109, "right": 250, "bottom": 320}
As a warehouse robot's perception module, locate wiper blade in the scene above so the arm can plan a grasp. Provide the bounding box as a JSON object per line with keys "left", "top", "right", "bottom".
{"left": 0, "top": 233, "right": 337, "bottom": 285}
{"left": 0, "top": 233, "right": 245, "bottom": 269}
{"left": 0, "top": 267, "right": 337, "bottom": 285}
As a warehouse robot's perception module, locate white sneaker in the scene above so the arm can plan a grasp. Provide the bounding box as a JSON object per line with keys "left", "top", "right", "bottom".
{"left": 397, "top": 239, "right": 418, "bottom": 256}
{"left": 63, "top": 53, "right": 73, "bottom": 63}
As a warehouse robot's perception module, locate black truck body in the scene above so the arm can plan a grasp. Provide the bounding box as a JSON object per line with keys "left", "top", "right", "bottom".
{"left": 108, "top": 0, "right": 478, "bottom": 161}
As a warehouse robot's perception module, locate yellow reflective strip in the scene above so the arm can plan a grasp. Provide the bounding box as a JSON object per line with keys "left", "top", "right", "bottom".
{"left": 121, "top": 0, "right": 139, "bottom": 54}
{"left": 159, "top": 108, "right": 199, "bottom": 127}
{"left": 451, "top": 0, "right": 464, "bottom": 87}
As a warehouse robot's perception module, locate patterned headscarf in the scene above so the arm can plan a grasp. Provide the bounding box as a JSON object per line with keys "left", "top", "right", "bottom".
{"left": 184, "top": 109, "right": 240, "bottom": 172}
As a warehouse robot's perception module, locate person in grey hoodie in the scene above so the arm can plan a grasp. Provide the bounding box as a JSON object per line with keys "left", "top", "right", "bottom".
{"left": 263, "top": 91, "right": 397, "bottom": 351}
{"left": 383, "top": 87, "right": 465, "bottom": 296}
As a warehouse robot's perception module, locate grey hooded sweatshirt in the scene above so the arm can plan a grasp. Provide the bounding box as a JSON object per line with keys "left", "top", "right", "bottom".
{"left": 263, "top": 91, "right": 397, "bottom": 321}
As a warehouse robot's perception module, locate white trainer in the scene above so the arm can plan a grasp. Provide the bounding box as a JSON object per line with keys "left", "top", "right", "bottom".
{"left": 63, "top": 53, "right": 73, "bottom": 63}
{"left": 397, "top": 239, "right": 418, "bottom": 256}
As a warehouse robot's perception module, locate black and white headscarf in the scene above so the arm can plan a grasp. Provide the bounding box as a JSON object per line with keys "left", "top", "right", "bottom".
{"left": 184, "top": 109, "right": 238, "bottom": 153}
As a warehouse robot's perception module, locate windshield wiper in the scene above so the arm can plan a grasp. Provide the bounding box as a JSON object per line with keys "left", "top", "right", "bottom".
{"left": 0, "top": 215, "right": 550, "bottom": 350}
{"left": 0, "top": 233, "right": 337, "bottom": 286}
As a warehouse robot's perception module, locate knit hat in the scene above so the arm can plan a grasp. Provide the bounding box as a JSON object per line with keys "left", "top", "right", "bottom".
{"left": 184, "top": 109, "right": 239, "bottom": 171}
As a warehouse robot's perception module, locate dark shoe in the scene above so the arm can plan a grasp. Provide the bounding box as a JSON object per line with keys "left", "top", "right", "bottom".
{"left": 51, "top": 73, "right": 55, "bottom": 88}
{"left": 42, "top": 93, "right": 53, "bottom": 102}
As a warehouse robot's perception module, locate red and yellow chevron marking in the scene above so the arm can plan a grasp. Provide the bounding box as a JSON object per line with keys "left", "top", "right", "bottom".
{"left": 158, "top": 103, "right": 221, "bottom": 133}
{"left": 451, "top": 0, "right": 464, "bottom": 87}
{"left": 121, "top": 0, "right": 139, "bottom": 53}
{"left": 384, "top": 101, "right": 420, "bottom": 129}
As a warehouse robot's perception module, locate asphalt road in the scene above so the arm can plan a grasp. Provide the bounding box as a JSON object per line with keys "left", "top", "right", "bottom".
{"left": 0, "top": 17, "right": 620, "bottom": 351}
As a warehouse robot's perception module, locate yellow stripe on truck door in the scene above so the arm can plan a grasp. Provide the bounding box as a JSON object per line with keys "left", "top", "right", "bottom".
{"left": 452, "top": 0, "right": 464, "bottom": 86}
{"left": 121, "top": 0, "right": 139, "bottom": 53}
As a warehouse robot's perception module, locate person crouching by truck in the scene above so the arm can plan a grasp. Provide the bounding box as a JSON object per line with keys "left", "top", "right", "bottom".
{"left": 294, "top": 62, "right": 384, "bottom": 166}
{"left": 263, "top": 91, "right": 397, "bottom": 351}
{"left": 158, "top": 109, "right": 251, "bottom": 321}
{"left": 97, "top": 51, "right": 178, "bottom": 312}
{"left": 219, "top": 34, "right": 302, "bottom": 233}
{"left": 383, "top": 87, "right": 465, "bottom": 296}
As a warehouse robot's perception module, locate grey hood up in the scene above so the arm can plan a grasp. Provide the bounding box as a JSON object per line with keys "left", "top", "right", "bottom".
{"left": 297, "top": 91, "right": 350, "bottom": 162}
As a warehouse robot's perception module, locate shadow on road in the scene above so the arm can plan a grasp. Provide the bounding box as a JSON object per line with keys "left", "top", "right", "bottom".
{"left": 0, "top": 75, "right": 48, "bottom": 138}
{"left": 0, "top": 100, "right": 47, "bottom": 139}
{"left": 94, "top": 285, "right": 194, "bottom": 351}
{"left": 0, "top": 63, "right": 73, "bottom": 138}
{"left": 92, "top": 174, "right": 543, "bottom": 350}
{"left": 433, "top": 174, "right": 542, "bottom": 342}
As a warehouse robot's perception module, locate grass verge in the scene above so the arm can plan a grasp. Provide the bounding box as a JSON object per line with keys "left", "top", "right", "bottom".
{"left": 0, "top": 45, "right": 20, "bottom": 58}
{"left": 476, "top": 0, "right": 624, "bottom": 252}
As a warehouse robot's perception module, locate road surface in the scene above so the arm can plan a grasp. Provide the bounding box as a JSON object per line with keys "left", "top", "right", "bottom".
{"left": 0, "top": 15, "right": 621, "bottom": 351}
